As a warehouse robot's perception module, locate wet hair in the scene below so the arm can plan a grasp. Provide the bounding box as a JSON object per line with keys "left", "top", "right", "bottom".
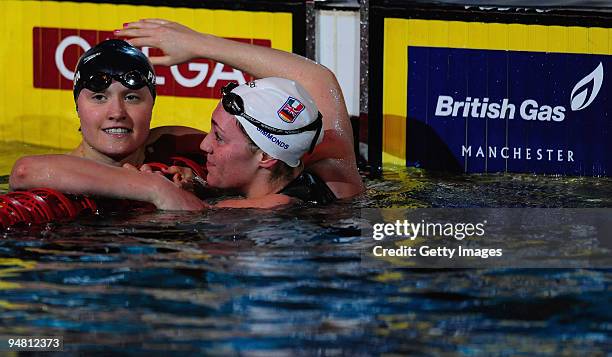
{"left": 236, "top": 119, "right": 295, "bottom": 183}
{"left": 73, "top": 39, "right": 156, "bottom": 101}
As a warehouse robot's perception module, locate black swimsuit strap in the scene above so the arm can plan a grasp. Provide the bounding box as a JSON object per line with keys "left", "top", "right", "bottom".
{"left": 277, "top": 171, "right": 336, "bottom": 205}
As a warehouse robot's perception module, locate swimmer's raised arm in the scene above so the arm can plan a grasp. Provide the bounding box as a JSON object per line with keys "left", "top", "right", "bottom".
{"left": 120, "top": 20, "right": 335, "bottom": 90}
{"left": 9, "top": 155, "right": 206, "bottom": 211}
{"left": 117, "top": 20, "right": 364, "bottom": 199}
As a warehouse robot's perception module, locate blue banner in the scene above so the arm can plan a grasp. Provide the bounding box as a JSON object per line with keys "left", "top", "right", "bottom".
{"left": 407, "top": 46, "right": 610, "bottom": 175}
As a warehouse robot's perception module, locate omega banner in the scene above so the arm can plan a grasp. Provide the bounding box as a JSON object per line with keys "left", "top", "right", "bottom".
{"left": 370, "top": 5, "right": 612, "bottom": 176}
{"left": 0, "top": 0, "right": 299, "bottom": 150}
{"left": 33, "top": 27, "right": 269, "bottom": 98}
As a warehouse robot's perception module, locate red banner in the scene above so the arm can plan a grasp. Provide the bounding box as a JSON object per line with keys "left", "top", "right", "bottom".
{"left": 33, "top": 27, "right": 271, "bottom": 99}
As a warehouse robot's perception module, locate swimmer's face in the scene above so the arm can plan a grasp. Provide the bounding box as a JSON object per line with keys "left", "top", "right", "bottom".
{"left": 77, "top": 80, "right": 153, "bottom": 160}
{"left": 200, "top": 103, "right": 262, "bottom": 192}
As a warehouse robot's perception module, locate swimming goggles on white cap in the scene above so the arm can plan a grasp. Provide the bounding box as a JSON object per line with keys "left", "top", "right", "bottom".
{"left": 221, "top": 82, "right": 323, "bottom": 154}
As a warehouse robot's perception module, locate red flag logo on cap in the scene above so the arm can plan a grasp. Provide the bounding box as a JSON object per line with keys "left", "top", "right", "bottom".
{"left": 277, "top": 97, "right": 305, "bottom": 123}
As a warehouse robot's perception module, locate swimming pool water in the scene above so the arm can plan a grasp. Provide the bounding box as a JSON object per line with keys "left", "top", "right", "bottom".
{"left": 0, "top": 144, "right": 610, "bottom": 355}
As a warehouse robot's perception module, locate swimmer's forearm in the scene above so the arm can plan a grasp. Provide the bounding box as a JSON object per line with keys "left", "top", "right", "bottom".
{"left": 10, "top": 155, "right": 153, "bottom": 198}
{"left": 10, "top": 155, "right": 206, "bottom": 211}
{"left": 197, "top": 34, "right": 331, "bottom": 83}
{"left": 118, "top": 21, "right": 339, "bottom": 104}
{"left": 118, "top": 21, "right": 328, "bottom": 81}
{"left": 119, "top": 20, "right": 353, "bottom": 136}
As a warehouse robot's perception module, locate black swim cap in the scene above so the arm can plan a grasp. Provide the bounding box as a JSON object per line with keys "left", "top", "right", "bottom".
{"left": 73, "top": 39, "right": 156, "bottom": 101}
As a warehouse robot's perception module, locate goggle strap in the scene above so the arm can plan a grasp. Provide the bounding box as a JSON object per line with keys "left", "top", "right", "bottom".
{"left": 241, "top": 111, "right": 322, "bottom": 136}
{"left": 222, "top": 82, "right": 239, "bottom": 96}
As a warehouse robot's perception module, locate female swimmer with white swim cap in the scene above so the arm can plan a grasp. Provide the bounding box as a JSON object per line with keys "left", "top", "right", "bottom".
{"left": 197, "top": 77, "right": 335, "bottom": 208}
{"left": 116, "top": 20, "right": 363, "bottom": 208}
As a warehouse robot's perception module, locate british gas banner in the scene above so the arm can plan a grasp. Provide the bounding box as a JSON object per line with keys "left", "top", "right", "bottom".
{"left": 0, "top": 0, "right": 298, "bottom": 150}
{"left": 407, "top": 47, "right": 610, "bottom": 175}
{"left": 369, "top": 6, "right": 612, "bottom": 176}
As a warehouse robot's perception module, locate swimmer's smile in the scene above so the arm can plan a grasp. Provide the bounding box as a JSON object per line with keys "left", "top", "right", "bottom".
{"left": 102, "top": 127, "right": 133, "bottom": 137}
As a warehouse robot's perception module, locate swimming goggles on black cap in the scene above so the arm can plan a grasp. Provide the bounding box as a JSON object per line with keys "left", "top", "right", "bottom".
{"left": 73, "top": 39, "right": 156, "bottom": 101}
{"left": 221, "top": 82, "right": 323, "bottom": 154}
{"left": 78, "top": 70, "right": 152, "bottom": 93}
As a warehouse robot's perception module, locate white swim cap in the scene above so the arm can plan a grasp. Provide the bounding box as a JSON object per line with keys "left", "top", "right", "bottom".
{"left": 222, "top": 77, "right": 323, "bottom": 167}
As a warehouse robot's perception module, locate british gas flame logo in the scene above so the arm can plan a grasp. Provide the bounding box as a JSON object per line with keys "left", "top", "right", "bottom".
{"left": 570, "top": 62, "right": 604, "bottom": 111}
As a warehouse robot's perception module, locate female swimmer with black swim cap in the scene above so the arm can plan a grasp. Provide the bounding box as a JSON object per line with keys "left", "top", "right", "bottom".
{"left": 67, "top": 39, "right": 203, "bottom": 165}
{"left": 71, "top": 39, "right": 159, "bottom": 164}
{"left": 10, "top": 39, "right": 207, "bottom": 209}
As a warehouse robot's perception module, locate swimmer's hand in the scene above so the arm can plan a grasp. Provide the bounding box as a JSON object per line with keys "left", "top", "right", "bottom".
{"left": 122, "top": 162, "right": 158, "bottom": 174}
{"left": 116, "top": 19, "right": 207, "bottom": 66}
{"left": 123, "top": 163, "right": 203, "bottom": 192}
{"left": 153, "top": 184, "right": 208, "bottom": 211}
{"left": 162, "top": 165, "right": 201, "bottom": 192}
{"left": 134, "top": 163, "right": 156, "bottom": 174}
{"left": 123, "top": 163, "right": 166, "bottom": 176}
{"left": 122, "top": 163, "right": 207, "bottom": 211}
